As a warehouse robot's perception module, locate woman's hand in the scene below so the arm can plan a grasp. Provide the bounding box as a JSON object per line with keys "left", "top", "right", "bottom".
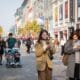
{"left": 77, "top": 46, "right": 80, "bottom": 50}
{"left": 43, "top": 45, "right": 48, "bottom": 50}
{"left": 73, "top": 45, "right": 80, "bottom": 51}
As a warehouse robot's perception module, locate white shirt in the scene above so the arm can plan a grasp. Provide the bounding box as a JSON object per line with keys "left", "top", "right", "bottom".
{"left": 60, "top": 39, "right": 66, "bottom": 46}
{"left": 73, "top": 40, "right": 80, "bottom": 63}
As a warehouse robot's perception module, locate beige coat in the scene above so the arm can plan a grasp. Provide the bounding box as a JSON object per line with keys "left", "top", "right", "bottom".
{"left": 35, "top": 41, "right": 55, "bottom": 71}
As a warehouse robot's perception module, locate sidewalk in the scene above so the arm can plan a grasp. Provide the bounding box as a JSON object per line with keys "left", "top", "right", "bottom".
{"left": 0, "top": 44, "right": 67, "bottom": 80}
{"left": 52, "top": 45, "right": 67, "bottom": 80}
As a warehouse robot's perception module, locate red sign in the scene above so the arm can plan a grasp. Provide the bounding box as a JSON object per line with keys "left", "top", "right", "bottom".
{"left": 65, "top": 1, "right": 68, "bottom": 18}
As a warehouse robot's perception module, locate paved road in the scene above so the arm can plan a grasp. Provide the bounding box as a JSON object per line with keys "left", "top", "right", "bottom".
{"left": 0, "top": 44, "right": 67, "bottom": 80}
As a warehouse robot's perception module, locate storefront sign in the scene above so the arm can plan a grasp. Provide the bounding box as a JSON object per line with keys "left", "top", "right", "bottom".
{"left": 65, "top": 1, "right": 68, "bottom": 18}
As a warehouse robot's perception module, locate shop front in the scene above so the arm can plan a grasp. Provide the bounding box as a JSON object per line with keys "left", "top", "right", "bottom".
{"left": 59, "top": 26, "right": 68, "bottom": 40}
{"left": 53, "top": 26, "right": 68, "bottom": 41}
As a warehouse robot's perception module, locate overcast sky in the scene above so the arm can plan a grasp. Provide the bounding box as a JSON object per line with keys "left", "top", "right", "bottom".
{"left": 0, "top": 0, "right": 23, "bottom": 34}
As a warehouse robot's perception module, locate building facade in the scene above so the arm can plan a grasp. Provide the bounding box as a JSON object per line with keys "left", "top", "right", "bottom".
{"left": 33, "top": 0, "right": 53, "bottom": 34}
{"left": 33, "top": 0, "right": 44, "bottom": 27}
{"left": 23, "top": 0, "right": 34, "bottom": 23}
{"left": 15, "top": 0, "right": 80, "bottom": 39}
{"left": 75, "top": 0, "right": 80, "bottom": 30}
{"left": 52, "top": 0, "right": 80, "bottom": 40}
{"left": 14, "top": 0, "right": 28, "bottom": 34}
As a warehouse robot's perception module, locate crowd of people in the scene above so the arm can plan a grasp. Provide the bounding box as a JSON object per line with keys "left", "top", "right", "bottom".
{"left": 0, "top": 29, "right": 80, "bottom": 80}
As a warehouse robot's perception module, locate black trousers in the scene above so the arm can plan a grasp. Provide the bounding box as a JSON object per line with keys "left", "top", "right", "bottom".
{"left": 74, "top": 63, "right": 80, "bottom": 79}
{"left": 0, "top": 53, "right": 3, "bottom": 64}
{"left": 69, "top": 63, "right": 80, "bottom": 80}
{"left": 69, "top": 78, "right": 80, "bottom": 80}
{"left": 15, "top": 57, "right": 20, "bottom": 63}
{"left": 27, "top": 45, "right": 31, "bottom": 53}
{"left": 69, "top": 78, "right": 75, "bottom": 80}
{"left": 61, "top": 46, "right": 64, "bottom": 55}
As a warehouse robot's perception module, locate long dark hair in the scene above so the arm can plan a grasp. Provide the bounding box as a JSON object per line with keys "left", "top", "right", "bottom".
{"left": 37, "top": 29, "right": 49, "bottom": 43}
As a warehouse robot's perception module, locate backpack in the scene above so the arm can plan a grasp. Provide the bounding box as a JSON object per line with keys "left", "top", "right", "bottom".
{"left": 26, "top": 40, "right": 31, "bottom": 46}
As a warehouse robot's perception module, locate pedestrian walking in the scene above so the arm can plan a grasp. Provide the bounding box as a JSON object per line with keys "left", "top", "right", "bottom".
{"left": 54, "top": 38, "right": 59, "bottom": 46}
{"left": 17, "top": 39, "right": 21, "bottom": 48}
{"left": 0, "top": 36, "right": 6, "bottom": 65}
{"left": 53, "top": 38, "right": 60, "bottom": 51}
{"left": 35, "top": 29, "right": 55, "bottom": 80}
{"left": 64, "top": 32, "right": 80, "bottom": 80}
{"left": 60, "top": 38, "right": 66, "bottom": 56}
{"left": 26, "top": 37, "right": 32, "bottom": 53}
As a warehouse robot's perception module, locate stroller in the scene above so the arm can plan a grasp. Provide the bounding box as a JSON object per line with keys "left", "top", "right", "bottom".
{"left": 5, "top": 48, "right": 22, "bottom": 68}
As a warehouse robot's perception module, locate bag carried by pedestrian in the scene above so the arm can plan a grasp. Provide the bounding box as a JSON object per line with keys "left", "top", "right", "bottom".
{"left": 26, "top": 40, "right": 31, "bottom": 46}
{"left": 62, "top": 54, "right": 69, "bottom": 66}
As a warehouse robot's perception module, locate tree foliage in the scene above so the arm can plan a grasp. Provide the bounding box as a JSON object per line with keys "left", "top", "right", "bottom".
{"left": 18, "top": 20, "right": 41, "bottom": 37}
{"left": 0, "top": 26, "right": 3, "bottom": 34}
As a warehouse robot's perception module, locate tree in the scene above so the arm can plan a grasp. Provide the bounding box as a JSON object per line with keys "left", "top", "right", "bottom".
{"left": 0, "top": 26, "right": 3, "bottom": 35}
{"left": 25, "top": 20, "right": 41, "bottom": 33}
{"left": 17, "top": 20, "right": 41, "bottom": 38}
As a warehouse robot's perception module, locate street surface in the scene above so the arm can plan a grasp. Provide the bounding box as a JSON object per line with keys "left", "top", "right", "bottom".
{"left": 0, "top": 44, "right": 67, "bottom": 80}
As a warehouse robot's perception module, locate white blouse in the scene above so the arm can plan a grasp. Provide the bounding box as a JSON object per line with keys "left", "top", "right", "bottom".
{"left": 73, "top": 40, "right": 80, "bottom": 63}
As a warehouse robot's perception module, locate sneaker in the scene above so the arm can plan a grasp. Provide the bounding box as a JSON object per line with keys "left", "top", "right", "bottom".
{"left": 16, "top": 63, "right": 22, "bottom": 68}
